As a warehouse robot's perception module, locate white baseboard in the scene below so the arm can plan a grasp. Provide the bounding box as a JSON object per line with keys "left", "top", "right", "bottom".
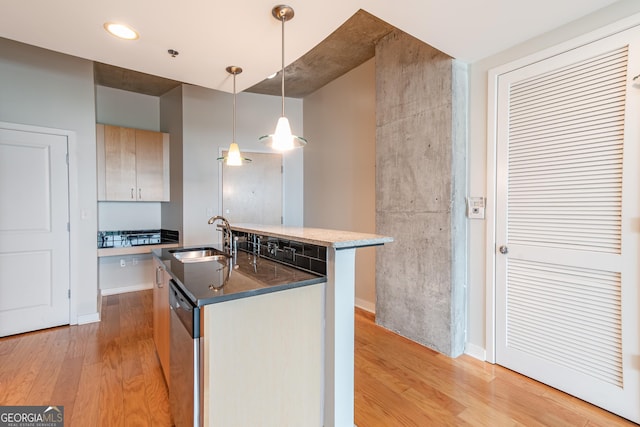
{"left": 77, "top": 312, "right": 101, "bottom": 325}
{"left": 355, "top": 298, "right": 375, "bottom": 314}
{"left": 100, "top": 283, "right": 153, "bottom": 296}
{"left": 464, "top": 342, "right": 486, "bottom": 361}
{"left": 97, "top": 292, "right": 102, "bottom": 315}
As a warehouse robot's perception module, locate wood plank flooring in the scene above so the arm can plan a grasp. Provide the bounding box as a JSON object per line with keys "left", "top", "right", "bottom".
{"left": 0, "top": 290, "right": 635, "bottom": 426}
{"left": 354, "top": 309, "right": 636, "bottom": 427}
{"left": 0, "top": 290, "right": 171, "bottom": 426}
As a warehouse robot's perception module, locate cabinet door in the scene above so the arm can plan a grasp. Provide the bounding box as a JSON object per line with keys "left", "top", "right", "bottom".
{"left": 104, "top": 125, "right": 137, "bottom": 200}
{"left": 97, "top": 124, "right": 170, "bottom": 201}
{"left": 153, "top": 259, "right": 171, "bottom": 385}
{"left": 135, "top": 129, "right": 166, "bottom": 201}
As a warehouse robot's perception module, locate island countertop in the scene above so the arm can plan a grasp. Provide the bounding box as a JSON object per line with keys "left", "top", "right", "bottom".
{"left": 153, "top": 244, "right": 325, "bottom": 307}
{"left": 229, "top": 223, "right": 393, "bottom": 248}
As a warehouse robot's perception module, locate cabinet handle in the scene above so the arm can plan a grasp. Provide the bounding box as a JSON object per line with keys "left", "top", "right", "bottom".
{"left": 156, "top": 266, "right": 163, "bottom": 287}
{"left": 138, "top": 188, "right": 142, "bottom": 199}
{"left": 131, "top": 188, "right": 134, "bottom": 199}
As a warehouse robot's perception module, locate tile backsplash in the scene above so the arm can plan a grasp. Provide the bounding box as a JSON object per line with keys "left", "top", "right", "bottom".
{"left": 98, "top": 229, "right": 179, "bottom": 248}
{"left": 234, "top": 232, "right": 327, "bottom": 276}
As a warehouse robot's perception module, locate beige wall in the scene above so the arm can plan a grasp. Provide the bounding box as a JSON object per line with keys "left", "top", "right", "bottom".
{"left": 466, "top": 0, "right": 640, "bottom": 357}
{"left": 303, "top": 58, "right": 377, "bottom": 311}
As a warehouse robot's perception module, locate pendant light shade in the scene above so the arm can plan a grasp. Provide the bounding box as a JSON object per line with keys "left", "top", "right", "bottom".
{"left": 218, "top": 66, "right": 252, "bottom": 166}
{"left": 259, "top": 5, "right": 307, "bottom": 151}
{"left": 225, "top": 142, "right": 244, "bottom": 166}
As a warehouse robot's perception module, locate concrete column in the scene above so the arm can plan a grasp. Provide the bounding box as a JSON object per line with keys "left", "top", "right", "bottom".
{"left": 375, "top": 29, "right": 467, "bottom": 357}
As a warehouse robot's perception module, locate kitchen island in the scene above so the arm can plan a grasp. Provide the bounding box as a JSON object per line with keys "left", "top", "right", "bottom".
{"left": 230, "top": 224, "right": 393, "bottom": 427}
{"left": 153, "top": 224, "right": 392, "bottom": 427}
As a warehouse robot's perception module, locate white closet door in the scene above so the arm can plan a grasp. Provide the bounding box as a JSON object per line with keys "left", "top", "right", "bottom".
{"left": 0, "top": 126, "right": 70, "bottom": 336}
{"left": 495, "top": 27, "right": 640, "bottom": 423}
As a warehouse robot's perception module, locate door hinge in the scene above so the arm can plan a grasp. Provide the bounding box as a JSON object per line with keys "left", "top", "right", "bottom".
{"left": 281, "top": 216, "right": 283, "bottom": 225}
{"left": 281, "top": 165, "right": 283, "bottom": 174}
{"left": 67, "top": 222, "right": 70, "bottom": 232}
{"left": 66, "top": 152, "right": 69, "bottom": 165}
{"left": 68, "top": 289, "right": 71, "bottom": 299}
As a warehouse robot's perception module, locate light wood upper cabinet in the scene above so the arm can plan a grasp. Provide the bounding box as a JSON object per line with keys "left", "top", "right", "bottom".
{"left": 97, "top": 124, "right": 170, "bottom": 201}
{"left": 102, "top": 125, "right": 136, "bottom": 200}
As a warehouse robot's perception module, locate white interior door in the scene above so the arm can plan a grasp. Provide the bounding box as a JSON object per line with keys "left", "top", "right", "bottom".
{"left": 222, "top": 151, "right": 282, "bottom": 225}
{"left": 494, "top": 27, "right": 640, "bottom": 422}
{"left": 0, "top": 126, "right": 70, "bottom": 337}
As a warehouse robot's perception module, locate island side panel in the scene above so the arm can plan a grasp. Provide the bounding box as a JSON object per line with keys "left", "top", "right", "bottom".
{"left": 325, "top": 247, "right": 356, "bottom": 427}
{"left": 202, "top": 283, "right": 325, "bottom": 427}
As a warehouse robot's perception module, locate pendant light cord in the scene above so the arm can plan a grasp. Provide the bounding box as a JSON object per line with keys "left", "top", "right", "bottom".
{"left": 232, "top": 72, "right": 237, "bottom": 142}
{"left": 280, "top": 14, "right": 286, "bottom": 117}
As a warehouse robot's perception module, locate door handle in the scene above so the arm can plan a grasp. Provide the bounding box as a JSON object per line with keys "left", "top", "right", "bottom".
{"left": 499, "top": 245, "right": 508, "bottom": 255}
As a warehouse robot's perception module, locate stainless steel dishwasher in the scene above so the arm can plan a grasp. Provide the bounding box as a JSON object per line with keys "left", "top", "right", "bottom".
{"left": 169, "top": 280, "right": 202, "bottom": 427}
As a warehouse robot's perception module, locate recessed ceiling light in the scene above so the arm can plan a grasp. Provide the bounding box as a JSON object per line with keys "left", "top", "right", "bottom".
{"left": 103, "top": 22, "right": 139, "bottom": 40}
{"left": 267, "top": 72, "right": 278, "bottom": 79}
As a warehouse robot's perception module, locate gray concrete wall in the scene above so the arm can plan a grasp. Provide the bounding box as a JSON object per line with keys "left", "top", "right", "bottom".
{"left": 375, "top": 30, "right": 467, "bottom": 357}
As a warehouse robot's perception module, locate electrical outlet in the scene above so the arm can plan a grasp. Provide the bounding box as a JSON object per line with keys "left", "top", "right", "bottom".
{"left": 120, "top": 259, "right": 126, "bottom": 267}
{"left": 132, "top": 257, "right": 138, "bottom": 265}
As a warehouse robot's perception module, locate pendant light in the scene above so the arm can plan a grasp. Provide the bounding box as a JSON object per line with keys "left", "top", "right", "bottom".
{"left": 259, "top": 5, "right": 307, "bottom": 151}
{"left": 218, "top": 66, "right": 252, "bottom": 166}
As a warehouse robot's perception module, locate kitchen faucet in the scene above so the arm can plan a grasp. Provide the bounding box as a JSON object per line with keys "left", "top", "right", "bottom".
{"left": 207, "top": 215, "right": 232, "bottom": 254}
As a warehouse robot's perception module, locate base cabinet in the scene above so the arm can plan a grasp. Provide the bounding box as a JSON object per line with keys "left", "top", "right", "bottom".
{"left": 153, "top": 258, "right": 170, "bottom": 385}
{"left": 202, "top": 283, "right": 324, "bottom": 426}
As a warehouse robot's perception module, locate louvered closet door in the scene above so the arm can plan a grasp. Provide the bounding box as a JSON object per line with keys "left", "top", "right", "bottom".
{"left": 495, "top": 27, "right": 640, "bottom": 423}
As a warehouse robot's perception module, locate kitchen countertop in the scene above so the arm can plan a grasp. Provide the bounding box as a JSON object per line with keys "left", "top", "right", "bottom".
{"left": 153, "top": 244, "right": 326, "bottom": 307}
{"left": 229, "top": 223, "right": 394, "bottom": 249}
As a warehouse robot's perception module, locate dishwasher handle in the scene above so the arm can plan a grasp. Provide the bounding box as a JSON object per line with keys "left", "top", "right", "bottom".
{"left": 169, "top": 280, "right": 200, "bottom": 338}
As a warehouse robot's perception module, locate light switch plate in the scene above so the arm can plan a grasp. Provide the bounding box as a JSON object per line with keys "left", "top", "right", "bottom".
{"left": 467, "top": 197, "right": 485, "bottom": 219}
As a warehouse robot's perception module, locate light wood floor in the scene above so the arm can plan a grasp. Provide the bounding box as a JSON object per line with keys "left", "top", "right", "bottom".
{"left": 354, "top": 309, "right": 636, "bottom": 426}
{"left": 0, "top": 290, "right": 635, "bottom": 426}
{"left": 0, "top": 290, "right": 170, "bottom": 426}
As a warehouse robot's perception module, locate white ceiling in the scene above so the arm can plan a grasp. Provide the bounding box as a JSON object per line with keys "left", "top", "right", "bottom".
{"left": 0, "top": 0, "right": 619, "bottom": 94}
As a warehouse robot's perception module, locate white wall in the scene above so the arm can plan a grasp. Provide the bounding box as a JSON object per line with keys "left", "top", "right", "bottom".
{"left": 95, "top": 85, "right": 163, "bottom": 232}
{"left": 0, "top": 38, "right": 98, "bottom": 319}
{"left": 466, "top": 0, "right": 640, "bottom": 358}
{"left": 95, "top": 85, "right": 160, "bottom": 130}
{"left": 95, "top": 85, "right": 164, "bottom": 294}
{"left": 303, "top": 59, "right": 377, "bottom": 312}
{"left": 160, "top": 85, "right": 184, "bottom": 240}
{"left": 97, "top": 203, "right": 161, "bottom": 230}
{"left": 181, "top": 85, "right": 304, "bottom": 246}
{"left": 96, "top": 83, "right": 304, "bottom": 290}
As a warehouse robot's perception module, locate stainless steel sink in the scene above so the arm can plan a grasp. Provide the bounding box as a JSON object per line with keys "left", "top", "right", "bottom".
{"left": 169, "top": 247, "right": 230, "bottom": 263}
